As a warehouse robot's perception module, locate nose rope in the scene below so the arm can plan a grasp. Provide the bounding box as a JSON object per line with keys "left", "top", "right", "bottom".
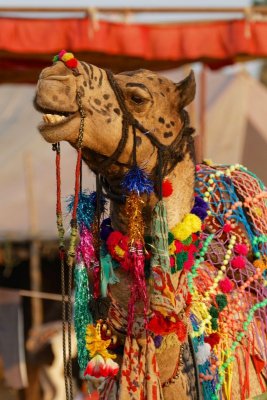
{"left": 52, "top": 87, "right": 86, "bottom": 400}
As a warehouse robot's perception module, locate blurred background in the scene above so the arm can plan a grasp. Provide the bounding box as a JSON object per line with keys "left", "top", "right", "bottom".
{"left": 0, "top": 1, "right": 267, "bottom": 399}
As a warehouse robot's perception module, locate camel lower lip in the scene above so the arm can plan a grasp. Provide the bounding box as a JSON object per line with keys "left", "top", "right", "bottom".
{"left": 38, "top": 112, "right": 78, "bottom": 132}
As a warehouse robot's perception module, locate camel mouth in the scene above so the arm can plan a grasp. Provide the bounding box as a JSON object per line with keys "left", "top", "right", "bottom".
{"left": 38, "top": 109, "right": 78, "bottom": 132}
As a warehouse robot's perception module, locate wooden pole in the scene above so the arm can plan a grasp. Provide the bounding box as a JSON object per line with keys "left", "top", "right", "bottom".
{"left": 0, "top": 6, "right": 265, "bottom": 15}
{"left": 195, "top": 64, "right": 207, "bottom": 164}
{"left": 24, "top": 152, "right": 43, "bottom": 328}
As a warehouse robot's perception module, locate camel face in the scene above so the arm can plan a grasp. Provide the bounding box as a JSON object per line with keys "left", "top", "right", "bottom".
{"left": 35, "top": 60, "right": 195, "bottom": 174}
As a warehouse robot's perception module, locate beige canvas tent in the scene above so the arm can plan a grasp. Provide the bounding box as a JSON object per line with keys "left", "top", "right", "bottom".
{"left": 205, "top": 70, "right": 267, "bottom": 183}
{"left": 0, "top": 85, "right": 94, "bottom": 240}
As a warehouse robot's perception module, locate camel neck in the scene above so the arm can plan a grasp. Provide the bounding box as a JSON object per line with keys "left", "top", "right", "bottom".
{"left": 109, "top": 153, "right": 195, "bottom": 234}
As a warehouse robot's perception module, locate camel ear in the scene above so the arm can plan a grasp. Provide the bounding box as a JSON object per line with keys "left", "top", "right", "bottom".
{"left": 176, "top": 70, "right": 196, "bottom": 109}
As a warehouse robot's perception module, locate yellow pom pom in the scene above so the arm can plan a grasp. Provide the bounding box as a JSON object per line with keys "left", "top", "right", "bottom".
{"left": 62, "top": 52, "right": 74, "bottom": 62}
{"left": 183, "top": 213, "right": 202, "bottom": 233}
{"left": 203, "top": 158, "right": 214, "bottom": 166}
{"left": 172, "top": 222, "right": 191, "bottom": 241}
{"left": 168, "top": 241, "right": 176, "bottom": 255}
{"left": 114, "top": 245, "right": 125, "bottom": 258}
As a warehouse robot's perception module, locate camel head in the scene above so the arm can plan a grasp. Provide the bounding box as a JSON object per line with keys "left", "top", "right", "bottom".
{"left": 35, "top": 58, "right": 196, "bottom": 183}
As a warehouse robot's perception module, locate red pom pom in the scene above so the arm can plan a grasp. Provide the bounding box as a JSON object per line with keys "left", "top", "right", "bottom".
{"left": 196, "top": 165, "right": 201, "bottom": 172}
{"left": 223, "top": 223, "right": 232, "bottom": 233}
{"left": 175, "top": 240, "right": 184, "bottom": 253}
{"left": 219, "top": 277, "right": 234, "bottom": 293}
{"left": 204, "top": 333, "right": 220, "bottom": 348}
{"left": 234, "top": 243, "right": 248, "bottom": 256}
{"left": 106, "top": 231, "right": 128, "bottom": 260}
{"left": 66, "top": 58, "right": 78, "bottom": 68}
{"left": 162, "top": 179, "right": 173, "bottom": 197}
{"left": 231, "top": 256, "right": 246, "bottom": 269}
{"left": 183, "top": 254, "right": 194, "bottom": 271}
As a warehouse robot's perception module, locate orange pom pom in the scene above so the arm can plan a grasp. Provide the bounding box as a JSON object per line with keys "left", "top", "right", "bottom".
{"left": 162, "top": 179, "right": 173, "bottom": 197}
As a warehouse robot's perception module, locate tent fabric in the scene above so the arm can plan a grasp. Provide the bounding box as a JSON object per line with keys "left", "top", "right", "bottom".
{"left": 1, "top": 18, "right": 267, "bottom": 62}
{"left": 204, "top": 70, "right": 267, "bottom": 183}
{"left": 0, "top": 84, "right": 94, "bottom": 240}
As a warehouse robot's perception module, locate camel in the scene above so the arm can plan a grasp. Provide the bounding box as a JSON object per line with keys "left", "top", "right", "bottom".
{"left": 34, "top": 53, "right": 267, "bottom": 400}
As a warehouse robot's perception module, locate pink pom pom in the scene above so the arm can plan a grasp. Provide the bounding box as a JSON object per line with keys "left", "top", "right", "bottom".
{"left": 58, "top": 49, "right": 67, "bottom": 59}
{"left": 231, "top": 256, "right": 246, "bottom": 269}
{"left": 234, "top": 243, "right": 248, "bottom": 256}
{"left": 223, "top": 224, "right": 232, "bottom": 233}
{"left": 162, "top": 179, "right": 173, "bottom": 197}
{"left": 219, "top": 277, "right": 234, "bottom": 293}
{"left": 196, "top": 165, "right": 201, "bottom": 172}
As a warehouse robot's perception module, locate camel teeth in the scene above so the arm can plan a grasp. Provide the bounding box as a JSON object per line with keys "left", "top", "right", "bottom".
{"left": 43, "top": 114, "right": 67, "bottom": 124}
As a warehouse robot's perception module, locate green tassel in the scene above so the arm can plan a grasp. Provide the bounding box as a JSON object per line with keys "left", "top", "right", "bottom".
{"left": 150, "top": 200, "right": 170, "bottom": 272}
{"left": 74, "top": 262, "right": 92, "bottom": 372}
{"left": 100, "top": 246, "right": 120, "bottom": 297}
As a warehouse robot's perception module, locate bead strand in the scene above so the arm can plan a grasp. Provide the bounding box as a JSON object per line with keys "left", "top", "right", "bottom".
{"left": 203, "top": 235, "right": 236, "bottom": 300}
{"left": 187, "top": 234, "right": 214, "bottom": 294}
{"left": 213, "top": 297, "right": 267, "bottom": 398}
{"left": 252, "top": 235, "right": 267, "bottom": 258}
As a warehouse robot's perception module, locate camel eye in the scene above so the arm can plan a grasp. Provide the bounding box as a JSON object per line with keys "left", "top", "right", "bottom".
{"left": 131, "top": 95, "right": 144, "bottom": 104}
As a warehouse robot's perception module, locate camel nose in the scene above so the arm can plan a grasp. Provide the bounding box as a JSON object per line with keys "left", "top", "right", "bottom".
{"left": 39, "top": 61, "right": 71, "bottom": 81}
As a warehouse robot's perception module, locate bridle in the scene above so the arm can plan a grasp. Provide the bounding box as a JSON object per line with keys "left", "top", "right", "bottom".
{"left": 79, "top": 68, "right": 195, "bottom": 203}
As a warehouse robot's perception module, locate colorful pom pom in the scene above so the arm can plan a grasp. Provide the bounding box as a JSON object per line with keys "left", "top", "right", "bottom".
{"left": 66, "top": 58, "right": 78, "bottom": 68}
{"left": 62, "top": 52, "right": 74, "bottom": 62}
{"left": 162, "top": 179, "right": 173, "bottom": 197}
{"left": 223, "top": 224, "right": 232, "bottom": 232}
{"left": 234, "top": 243, "right": 248, "bottom": 256}
{"left": 183, "top": 214, "right": 202, "bottom": 233}
{"left": 204, "top": 333, "right": 220, "bottom": 348}
{"left": 219, "top": 277, "right": 234, "bottom": 293}
{"left": 231, "top": 256, "right": 246, "bottom": 269}
{"left": 196, "top": 343, "right": 211, "bottom": 365}
{"left": 215, "top": 294, "right": 227, "bottom": 311}
{"left": 192, "top": 196, "right": 208, "bottom": 221}
{"left": 52, "top": 55, "right": 59, "bottom": 62}
{"left": 172, "top": 223, "right": 192, "bottom": 242}
{"left": 58, "top": 49, "right": 67, "bottom": 58}
{"left": 209, "top": 305, "right": 219, "bottom": 318}
{"left": 53, "top": 49, "right": 78, "bottom": 70}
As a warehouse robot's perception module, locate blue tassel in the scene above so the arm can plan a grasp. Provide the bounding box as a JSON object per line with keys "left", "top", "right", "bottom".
{"left": 122, "top": 166, "right": 154, "bottom": 194}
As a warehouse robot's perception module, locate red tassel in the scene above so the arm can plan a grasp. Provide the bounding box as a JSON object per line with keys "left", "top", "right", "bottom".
{"left": 127, "top": 242, "right": 148, "bottom": 335}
